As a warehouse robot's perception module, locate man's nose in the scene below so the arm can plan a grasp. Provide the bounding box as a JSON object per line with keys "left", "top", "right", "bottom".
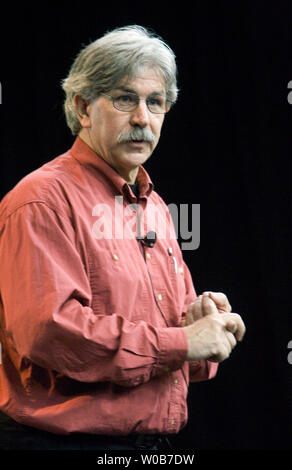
{"left": 129, "top": 100, "right": 151, "bottom": 127}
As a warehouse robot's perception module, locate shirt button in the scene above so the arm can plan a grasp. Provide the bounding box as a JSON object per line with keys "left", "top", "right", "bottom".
{"left": 146, "top": 253, "right": 151, "bottom": 259}
{"left": 174, "top": 378, "right": 179, "bottom": 384}
{"left": 112, "top": 254, "right": 119, "bottom": 261}
{"left": 157, "top": 293, "right": 162, "bottom": 301}
{"left": 170, "top": 419, "right": 176, "bottom": 426}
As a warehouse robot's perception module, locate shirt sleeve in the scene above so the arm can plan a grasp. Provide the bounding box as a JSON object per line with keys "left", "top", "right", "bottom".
{"left": 188, "top": 360, "right": 218, "bottom": 382}
{"left": 0, "top": 202, "right": 188, "bottom": 387}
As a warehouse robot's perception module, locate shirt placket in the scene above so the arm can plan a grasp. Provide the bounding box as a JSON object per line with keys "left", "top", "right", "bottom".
{"left": 135, "top": 201, "right": 187, "bottom": 433}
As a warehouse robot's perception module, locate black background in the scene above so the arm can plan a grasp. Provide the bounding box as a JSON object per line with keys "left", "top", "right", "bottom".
{"left": 0, "top": 0, "right": 291, "bottom": 452}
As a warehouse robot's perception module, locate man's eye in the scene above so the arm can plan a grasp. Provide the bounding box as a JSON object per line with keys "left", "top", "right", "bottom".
{"left": 116, "top": 95, "right": 135, "bottom": 104}
{"left": 148, "top": 97, "right": 165, "bottom": 109}
{"left": 148, "top": 98, "right": 161, "bottom": 106}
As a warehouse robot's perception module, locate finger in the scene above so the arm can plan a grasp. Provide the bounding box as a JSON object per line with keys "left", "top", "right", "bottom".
{"left": 209, "top": 341, "right": 231, "bottom": 363}
{"left": 208, "top": 291, "right": 232, "bottom": 313}
{"left": 187, "top": 297, "right": 203, "bottom": 322}
{"left": 231, "top": 313, "right": 246, "bottom": 341}
{"left": 201, "top": 293, "right": 218, "bottom": 316}
{"left": 225, "top": 319, "right": 237, "bottom": 334}
{"left": 225, "top": 330, "right": 237, "bottom": 350}
{"left": 185, "top": 303, "right": 195, "bottom": 325}
{"left": 224, "top": 313, "right": 246, "bottom": 341}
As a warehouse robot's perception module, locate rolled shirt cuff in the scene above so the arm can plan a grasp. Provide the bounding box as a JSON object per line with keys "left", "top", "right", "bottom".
{"left": 156, "top": 326, "right": 188, "bottom": 372}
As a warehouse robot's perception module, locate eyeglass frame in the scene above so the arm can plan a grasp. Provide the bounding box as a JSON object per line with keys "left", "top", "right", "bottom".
{"left": 99, "top": 91, "right": 173, "bottom": 114}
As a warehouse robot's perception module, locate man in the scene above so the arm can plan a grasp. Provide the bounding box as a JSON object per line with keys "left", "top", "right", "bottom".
{"left": 0, "top": 25, "right": 245, "bottom": 450}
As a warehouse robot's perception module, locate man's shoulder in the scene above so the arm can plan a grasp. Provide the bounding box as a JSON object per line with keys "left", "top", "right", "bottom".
{"left": 0, "top": 149, "right": 77, "bottom": 222}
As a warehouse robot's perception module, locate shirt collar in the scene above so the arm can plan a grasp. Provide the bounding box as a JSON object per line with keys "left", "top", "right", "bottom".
{"left": 70, "top": 136, "right": 154, "bottom": 200}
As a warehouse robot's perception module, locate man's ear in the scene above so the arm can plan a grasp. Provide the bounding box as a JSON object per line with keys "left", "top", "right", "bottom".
{"left": 74, "top": 95, "right": 91, "bottom": 128}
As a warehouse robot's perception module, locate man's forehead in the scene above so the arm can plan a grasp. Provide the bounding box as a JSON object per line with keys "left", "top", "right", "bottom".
{"left": 116, "top": 69, "right": 166, "bottom": 95}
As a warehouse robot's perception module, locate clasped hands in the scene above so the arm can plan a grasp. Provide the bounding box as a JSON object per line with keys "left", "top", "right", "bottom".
{"left": 182, "top": 292, "right": 246, "bottom": 363}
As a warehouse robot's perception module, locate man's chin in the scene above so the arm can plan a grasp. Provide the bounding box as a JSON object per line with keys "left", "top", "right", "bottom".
{"left": 122, "top": 148, "right": 152, "bottom": 166}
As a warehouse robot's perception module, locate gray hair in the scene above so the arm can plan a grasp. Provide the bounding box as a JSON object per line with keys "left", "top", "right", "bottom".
{"left": 61, "top": 25, "right": 179, "bottom": 135}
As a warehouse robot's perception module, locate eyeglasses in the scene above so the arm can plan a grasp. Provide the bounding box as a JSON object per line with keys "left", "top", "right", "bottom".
{"left": 100, "top": 91, "right": 172, "bottom": 114}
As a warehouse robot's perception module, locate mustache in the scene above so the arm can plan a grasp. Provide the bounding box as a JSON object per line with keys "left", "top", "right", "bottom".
{"left": 117, "top": 127, "right": 156, "bottom": 144}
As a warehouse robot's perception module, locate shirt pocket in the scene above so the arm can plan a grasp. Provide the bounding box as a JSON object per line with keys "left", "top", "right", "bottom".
{"left": 87, "top": 247, "right": 146, "bottom": 320}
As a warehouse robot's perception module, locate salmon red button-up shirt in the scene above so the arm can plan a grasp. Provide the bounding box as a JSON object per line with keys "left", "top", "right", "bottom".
{"left": 0, "top": 137, "right": 217, "bottom": 436}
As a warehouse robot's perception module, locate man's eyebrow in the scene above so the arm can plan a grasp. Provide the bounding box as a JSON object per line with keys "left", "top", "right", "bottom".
{"left": 115, "top": 86, "right": 166, "bottom": 96}
{"left": 115, "top": 86, "right": 136, "bottom": 93}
